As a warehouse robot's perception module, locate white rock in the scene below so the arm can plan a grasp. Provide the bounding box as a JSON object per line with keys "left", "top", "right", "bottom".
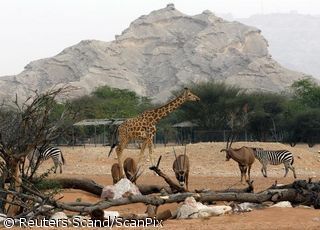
{"left": 199, "top": 205, "right": 232, "bottom": 216}
{"left": 37, "top": 204, "right": 54, "bottom": 212}
{"left": 50, "top": 212, "right": 72, "bottom": 226}
{"left": 101, "top": 178, "right": 141, "bottom": 199}
{"left": 271, "top": 201, "right": 292, "bottom": 208}
{"left": 50, "top": 211, "right": 68, "bottom": 220}
{"left": 104, "top": 211, "right": 120, "bottom": 220}
{"left": 176, "top": 203, "right": 199, "bottom": 219}
{"left": 232, "top": 202, "right": 262, "bottom": 212}
{"left": 0, "top": 213, "right": 7, "bottom": 223}
{"left": 312, "top": 217, "right": 320, "bottom": 222}
{"left": 176, "top": 197, "right": 231, "bottom": 219}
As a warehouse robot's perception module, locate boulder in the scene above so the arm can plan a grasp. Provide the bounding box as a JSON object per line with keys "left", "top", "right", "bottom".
{"left": 271, "top": 201, "right": 292, "bottom": 208}
{"left": 0, "top": 213, "right": 6, "bottom": 223}
{"left": 50, "top": 211, "right": 70, "bottom": 226}
{"left": 101, "top": 178, "right": 141, "bottom": 199}
{"left": 103, "top": 211, "right": 120, "bottom": 220}
{"left": 176, "top": 197, "right": 231, "bottom": 219}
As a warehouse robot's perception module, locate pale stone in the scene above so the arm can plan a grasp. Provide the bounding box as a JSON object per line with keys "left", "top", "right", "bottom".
{"left": 0, "top": 213, "right": 7, "bottom": 223}
{"left": 103, "top": 211, "right": 120, "bottom": 220}
{"left": 271, "top": 201, "right": 292, "bottom": 208}
{"left": 101, "top": 178, "right": 141, "bottom": 199}
{"left": 176, "top": 196, "right": 231, "bottom": 219}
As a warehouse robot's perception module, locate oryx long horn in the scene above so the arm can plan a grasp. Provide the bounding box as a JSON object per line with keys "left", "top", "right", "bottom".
{"left": 135, "top": 167, "right": 145, "bottom": 181}
{"left": 226, "top": 132, "right": 231, "bottom": 149}
{"left": 173, "top": 147, "right": 178, "bottom": 161}
{"left": 183, "top": 145, "right": 187, "bottom": 168}
{"left": 156, "top": 155, "right": 162, "bottom": 168}
{"left": 132, "top": 165, "right": 144, "bottom": 182}
{"left": 173, "top": 147, "right": 181, "bottom": 169}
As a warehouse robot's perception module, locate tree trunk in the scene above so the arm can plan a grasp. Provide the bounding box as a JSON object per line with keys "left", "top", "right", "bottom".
{"left": 42, "top": 177, "right": 171, "bottom": 196}
{"left": 6, "top": 160, "right": 23, "bottom": 216}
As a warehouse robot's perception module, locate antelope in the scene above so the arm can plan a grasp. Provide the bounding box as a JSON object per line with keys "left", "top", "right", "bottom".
{"left": 111, "top": 163, "right": 121, "bottom": 184}
{"left": 220, "top": 135, "right": 255, "bottom": 182}
{"left": 123, "top": 157, "right": 143, "bottom": 184}
{"left": 172, "top": 146, "right": 190, "bottom": 190}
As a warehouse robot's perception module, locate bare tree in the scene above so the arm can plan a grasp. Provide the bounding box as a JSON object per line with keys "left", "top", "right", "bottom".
{"left": 0, "top": 86, "right": 78, "bottom": 216}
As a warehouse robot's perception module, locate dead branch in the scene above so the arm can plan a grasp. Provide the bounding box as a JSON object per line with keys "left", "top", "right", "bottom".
{"left": 215, "top": 180, "right": 254, "bottom": 193}
{"left": 41, "top": 177, "right": 171, "bottom": 195}
{"left": 2, "top": 177, "right": 319, "bottom": 219}
{"left": 50, "top": 189, "right": 284, "bottom": 213}
{"left": 149, "top": 165, "right": 186, "bottom": 193}
{"left": 46, "top": 179, "right": 320, "bottom": 213}
{"left": 0, "top": 86, "right": 79, "bottom": 215}
{"left": 149, "top": 156, "right": 187, "bottom": 193}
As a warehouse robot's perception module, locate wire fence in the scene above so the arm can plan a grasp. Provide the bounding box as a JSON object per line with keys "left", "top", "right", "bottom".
{"left": 52, "top": 127, "right": 320, "bottom": 147}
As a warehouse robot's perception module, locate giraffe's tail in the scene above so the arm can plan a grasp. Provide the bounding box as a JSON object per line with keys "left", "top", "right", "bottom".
{"left": 108, "top": 143, "right": 117, "bottom": 157}
{"left": 108, "top": 126, "right": 119, "bottom": 157}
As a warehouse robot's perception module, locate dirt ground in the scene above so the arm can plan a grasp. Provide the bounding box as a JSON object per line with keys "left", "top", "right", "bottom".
{"left": 35, "top": 142, "right": 320, "bottom": 229}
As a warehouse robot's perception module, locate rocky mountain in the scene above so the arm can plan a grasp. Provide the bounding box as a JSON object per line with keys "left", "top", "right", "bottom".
{"left": 0, "top": 4, "right": 308, "bottom": 103}
{"left": 238, "top": 13, "right": 320, "bottom": 79}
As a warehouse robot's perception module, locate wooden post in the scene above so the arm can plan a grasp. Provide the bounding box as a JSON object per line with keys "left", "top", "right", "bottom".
{"left": 94, "top": 126, "right": 97, "bottom": 147}
{"left": 72, "top": 126, "right": 75, "bottom": 149}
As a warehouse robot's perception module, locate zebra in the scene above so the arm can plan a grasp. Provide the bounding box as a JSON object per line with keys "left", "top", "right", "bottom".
{"left": 251, "top": 148, "right": 297, "bottom": 178}
{"left": 28, "top": 146, "right": 65, "bottom": 173}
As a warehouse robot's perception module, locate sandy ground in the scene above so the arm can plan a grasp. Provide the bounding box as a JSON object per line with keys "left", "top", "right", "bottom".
{"left": 33, "top": 142, "right": 320, "bottom": 229}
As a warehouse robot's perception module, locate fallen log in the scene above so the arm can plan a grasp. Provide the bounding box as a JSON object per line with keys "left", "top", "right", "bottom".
{"left": 52, "top": 188, "right": 295, "bottom": 213}
{"left": 5, "top": 177, "right": 320, "bottom": 220}
{"left": 42, "top": 178, "right": 103, "bottom": 196}
{"left": 198, "top": 180, "right": 254, "bottom": 194}
{"left": 42, "top": 177, "right": 170, "bottom": 196}
{"left": 50, "top": 179, "right": 320, "bottom": 213}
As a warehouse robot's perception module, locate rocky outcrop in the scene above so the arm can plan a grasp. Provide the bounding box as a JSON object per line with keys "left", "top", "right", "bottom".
{"left": 238, "top": 13, "right": 320, "bottom": 79}
{"left": 0, "top": 4, "right": 308, "bottom": 102}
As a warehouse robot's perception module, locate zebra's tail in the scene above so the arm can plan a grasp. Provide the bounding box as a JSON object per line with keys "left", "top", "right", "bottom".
{"left": 60, "top": 151, "right": 66, "bottom": 165}
{"left": 291, "top": 156, "right": 294, "bottom": 165}
{"left": 108, "top": 126, "right": 119, "bottom": 157}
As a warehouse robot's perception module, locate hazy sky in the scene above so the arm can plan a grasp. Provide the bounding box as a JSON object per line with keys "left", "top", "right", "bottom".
{"left": 1, "top": 0, "right": 320, "bottom": 76}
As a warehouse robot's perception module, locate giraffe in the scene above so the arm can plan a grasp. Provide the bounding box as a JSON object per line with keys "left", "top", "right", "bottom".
{"left": 108, "top": 88, "right": 200, "bottom": 177}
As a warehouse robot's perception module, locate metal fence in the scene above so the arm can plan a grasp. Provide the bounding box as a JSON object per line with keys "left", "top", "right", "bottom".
{"left": 54, "top": 128, "right": 312, "bottom": 147}
{"left": 51, "top": 118, "right": 320, "bottom": 147}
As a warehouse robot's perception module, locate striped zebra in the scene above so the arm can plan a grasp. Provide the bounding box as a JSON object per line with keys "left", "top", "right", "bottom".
{"left": 28, "top": 146, "right": 65, "bottom": 173}
{"left": 252, "top": 148, "right": 296, "bottom": 178}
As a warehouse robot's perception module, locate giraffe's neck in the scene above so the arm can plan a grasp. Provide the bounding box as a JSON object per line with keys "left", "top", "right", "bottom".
{"left": 144, "top": 94, "right": 186, "bottom": 123}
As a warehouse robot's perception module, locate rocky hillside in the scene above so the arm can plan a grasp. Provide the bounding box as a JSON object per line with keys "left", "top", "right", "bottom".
{"left": 0, "top": 4, "right": 308, "bottom": 102}
{"left": 238, "top": 13, "right": 320, "bottom": 79}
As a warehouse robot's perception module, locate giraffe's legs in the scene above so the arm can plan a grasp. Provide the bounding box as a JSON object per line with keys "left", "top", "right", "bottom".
{"left": 138, "top": 141, "right": 147, "bottom": 165}
{"left": 116, "top": 141, "right": 127, "bottom": 178}
{"left": 147, "top": 139, "right": 155, "bottom": 166}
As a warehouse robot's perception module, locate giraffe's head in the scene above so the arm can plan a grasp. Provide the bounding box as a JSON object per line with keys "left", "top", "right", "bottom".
{"left": 183, "top": 88, "right": 200, "bottom": 102}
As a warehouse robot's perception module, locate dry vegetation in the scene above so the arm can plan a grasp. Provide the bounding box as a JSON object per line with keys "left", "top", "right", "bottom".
{"left": 33, "top": 142, "right": 320, "bottom": 229}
